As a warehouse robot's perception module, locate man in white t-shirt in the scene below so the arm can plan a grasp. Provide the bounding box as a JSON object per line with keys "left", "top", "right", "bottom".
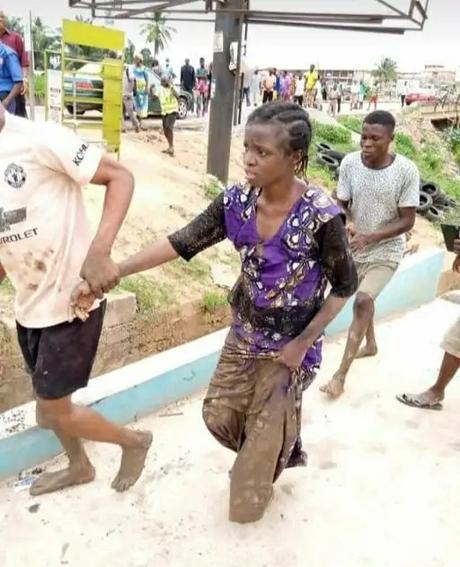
{"left": 0, "top": 106, "right": 152, "bottom": 495}
{"left": 320, "top": 111, "right": 420, "bottom": 399}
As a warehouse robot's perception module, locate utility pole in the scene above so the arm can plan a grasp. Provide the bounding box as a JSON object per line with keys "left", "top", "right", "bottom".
{"left": 25, "top": 11, "right": 36, "bottom": 120}
{"left": 206, "top": 0, "right": 245, "bottom": 185}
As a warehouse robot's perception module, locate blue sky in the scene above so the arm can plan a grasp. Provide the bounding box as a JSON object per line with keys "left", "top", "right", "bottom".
{"left": 7, "top": 0, "right": 460, "bottom": 73}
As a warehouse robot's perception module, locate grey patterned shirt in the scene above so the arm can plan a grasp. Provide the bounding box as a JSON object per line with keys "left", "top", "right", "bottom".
{"left": 337, "top": 151, "right": 420, "bottom": 263}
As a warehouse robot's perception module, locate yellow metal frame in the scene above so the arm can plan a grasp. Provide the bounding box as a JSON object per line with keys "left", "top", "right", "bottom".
{"left": 61, "top": 20, "right": 124, "bottom": 155}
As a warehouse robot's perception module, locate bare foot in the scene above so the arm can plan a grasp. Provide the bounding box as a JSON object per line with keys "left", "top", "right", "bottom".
{"left": 320, "top": 375, "right": 345, "bottom": 399}
{"left": 30, "top": 464, "right": 95, "bottom": 496}
{"left": 355, "top": 344, "right": 378, "bottom": 359}
{"left": 111, "top": 431, "right": 153, "bottom": 492}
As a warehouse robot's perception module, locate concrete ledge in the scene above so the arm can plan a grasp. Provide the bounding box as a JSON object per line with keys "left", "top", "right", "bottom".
{"left": 327, "top": 247, "right": 444, "bottom": 336}
{"left": 0, "top": 248, "right": 445, "bottom": 480}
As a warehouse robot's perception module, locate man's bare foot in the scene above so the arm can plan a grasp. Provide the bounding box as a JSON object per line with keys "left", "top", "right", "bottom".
{"left": 355, "top": 344, "right": 378, "bottom": 359}
{"left": 320, "top": 375, "right": 345, "bottom": 399}
{"left": 111, "top": 431, "right": 153, "bottom": 492}
{"left": 30, "top": 464, "right": 95, "bottom": 496}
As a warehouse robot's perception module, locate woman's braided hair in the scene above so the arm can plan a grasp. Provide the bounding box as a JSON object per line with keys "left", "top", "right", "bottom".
{"left": 246, "top": 101, "right": 312, "bottom": 176}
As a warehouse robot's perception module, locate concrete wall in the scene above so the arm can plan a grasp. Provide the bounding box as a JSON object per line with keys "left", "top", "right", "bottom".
{"left": 0, "top": 293, "right": 231, "bottom": 412}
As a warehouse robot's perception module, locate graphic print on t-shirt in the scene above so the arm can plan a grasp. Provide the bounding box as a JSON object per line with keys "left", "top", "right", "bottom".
{"left": 4, "top": 162, "right": 27, "bottom": 189}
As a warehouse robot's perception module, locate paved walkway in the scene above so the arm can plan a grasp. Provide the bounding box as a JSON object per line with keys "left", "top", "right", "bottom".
{"left": 1, "top": 298, "right": 459, "bottom": 567}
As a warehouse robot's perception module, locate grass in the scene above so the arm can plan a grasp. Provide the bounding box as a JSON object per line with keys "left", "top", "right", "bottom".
{"left": 394, "top": 133, "right": 417, "bottom": 160}
{"left": 163, "top": 257, "right": 211, "bottom": 282}
{"left": 307, "top": 164, "right": 336, "bottom": 190}
{"left": 337, "top": 115, "right": 363, "bottom": 134}
{"left": 306, "top": 122, "right": 359, "bottom": 190}
{"left": 118, "top": 276, "right": 176, "bottom": 317}
{"left": 396, "top": 135, "right": 460, "bottom": 201}
{"left": 200, "top": 290, "right": 228, "bottom": 313}
{"left": 312, "top": 120, "right": 353, "bottom": 146}
{"left": 0, "top": 278, "right": 15, "bottom": 296}
{"left": 442, "top": 205, "right": 460, "bottom": 225}
{"left": 203, "top": 174, "right": 224, "bottom": 200}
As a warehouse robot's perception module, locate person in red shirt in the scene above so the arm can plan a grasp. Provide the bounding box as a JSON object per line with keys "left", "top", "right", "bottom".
{"left": 0, "top": 11, "right": 28, "bottom": 118}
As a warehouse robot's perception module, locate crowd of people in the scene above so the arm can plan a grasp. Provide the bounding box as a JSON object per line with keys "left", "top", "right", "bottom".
{"left": 243, "top": 64, "right": 376, "bottom": 116}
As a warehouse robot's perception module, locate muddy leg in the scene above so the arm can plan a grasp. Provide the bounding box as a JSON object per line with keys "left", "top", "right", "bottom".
{"left": 320, "top": 292, "right": 374, "bottom": 399}
{"left": 34, "top": 396, "right": 152, "bottom": 494}
{"left": 31, "top": 408, "right": 95, "bottom": 496}
{"left": 230, "top": 361, "right": 296, "bottom": 523}
{"left": 356, "top": 317, "right": 378, "bottom": 359}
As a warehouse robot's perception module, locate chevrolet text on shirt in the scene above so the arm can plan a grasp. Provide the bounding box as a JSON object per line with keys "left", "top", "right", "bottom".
{"left": 0, "top": 113, "right": 103, "bottom": 328}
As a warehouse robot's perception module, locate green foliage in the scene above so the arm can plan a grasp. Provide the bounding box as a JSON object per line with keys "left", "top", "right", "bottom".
{"left": 200, "top": 290, "right": 227, "bottom": 313}
{"left": 307, "top": 164, "right": 336, "bottom": 190}
{"left": 203, "top": 174, "right": 224, "bottom": 200}
{"left": 372, "top": 57, "right": 398, "bottom": 85}
{"left": 7, "top": 16, "right": 24, "bottom": 34}
{"left": 119, "top": 276, "right": 175, "bottom": 316}
{"left": 141, "top": 12, "right": 176, "bottom": 57}
{"left": 34, "top": 73, "right": 46, "bottom": 100}
{"left": 337, "top": 115, "right": 363, "bottom": 134}
{"left": 446, "top": 129, "right": 460, "bottom": 166}
{"left": 124, "top": 40, "right": 136, "bottom": 64}
{"left": 140, "top": 47, "right": 153, "bottom": 68}
{"left": 394, "top": 133, "right": 417, "bottom": 160}
{"left": 312, "top": 121, "right": 352, "bottom": 145}
{"left": 32, "top": 17, "right": 60, "bottom": 70}
{"left": 0, "top": 278, "right": 15, "bottom": 296}
{"left": 164, "top": 257, "right": 211, "bottom": 282}
{"left": 395, "top": 135, "right": 460, "bottom": 201}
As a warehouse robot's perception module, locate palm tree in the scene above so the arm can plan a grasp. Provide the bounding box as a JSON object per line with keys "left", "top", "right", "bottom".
{"left": 141, "top": 12, "right": 176, "bottom": 57}
{"left": 372, "top": 57, "right": 398, "bottom": 86}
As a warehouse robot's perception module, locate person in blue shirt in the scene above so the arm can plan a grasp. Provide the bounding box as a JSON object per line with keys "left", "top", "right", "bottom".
{"left": 0, "top": 42, "right": 23, "bottom": 114}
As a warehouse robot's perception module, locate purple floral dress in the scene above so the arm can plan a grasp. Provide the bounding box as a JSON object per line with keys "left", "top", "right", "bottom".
{"left": 223, "top": 183, "right": 342, "bottom": 373}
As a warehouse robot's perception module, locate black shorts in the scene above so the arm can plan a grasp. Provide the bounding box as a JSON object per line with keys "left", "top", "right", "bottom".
{"left": 263, "top": 91, "right": 274, "bottom": 104}
{"left": 162, "top": 112, "right": 177, "bottom": 130}
{"left": 16, "top": 302, "right": 106, "bottom": 400}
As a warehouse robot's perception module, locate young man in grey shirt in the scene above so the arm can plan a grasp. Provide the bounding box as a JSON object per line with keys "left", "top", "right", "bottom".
{"left": 321, "top": 111, "right": 420, "bottom": 399}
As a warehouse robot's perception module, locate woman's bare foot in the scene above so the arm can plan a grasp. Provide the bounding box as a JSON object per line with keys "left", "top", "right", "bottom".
{"left": 111, "top": 431, "right": 153, "bottom": 492}
{"left": 30, "top": 464, "right": 96, "bottom": 496}
{"left": 355, "top": 344, "right": 378, "bottom": 359}
{"left": 320, "top": 375, "right": 345, "bottom": 399}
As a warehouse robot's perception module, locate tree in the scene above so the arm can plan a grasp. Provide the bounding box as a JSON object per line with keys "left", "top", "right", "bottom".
{"left": 32, "top": 17, "right": 60, "bottom": 69}
{"left": 124, "top": 40, "right": 136, "bottom": 64}
{"left": 372, "top": 57, "right": 398, "bottom": 86}
{"left": 141, "top": 12, "right": 176, "bottom": 57}
{"left": 7, "top": 16, "right": 24, "bottom": 35}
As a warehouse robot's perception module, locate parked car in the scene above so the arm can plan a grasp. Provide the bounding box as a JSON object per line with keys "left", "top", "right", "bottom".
{"left": 404, "top": 92, "right": 439, "bottom": 106}
{"left": 64, "top": 63, "right": 193, "bottom": 119}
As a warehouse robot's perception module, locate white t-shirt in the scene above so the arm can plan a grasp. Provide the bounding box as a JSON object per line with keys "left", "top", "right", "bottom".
{"left": 0, "top": 113, "right": 102, "bottom": 328}
{"left": 337, "top": 151, "right": 420, "bottom": 264}
{"left": 294, "top": 79, "right": 305, "bottom": 97}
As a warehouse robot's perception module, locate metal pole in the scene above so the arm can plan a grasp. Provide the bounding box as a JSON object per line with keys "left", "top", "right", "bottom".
{"left": 27, "top": 11, "right": 36, "bottom": 120}
{"left": 237, "top": 12, "right": 249, "bottom": 125}
{"left": 233, "top": 23, "right": 243, "bottom": 127}
{"left": 206, "top": 0, "right": 244, "bottom": 185}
